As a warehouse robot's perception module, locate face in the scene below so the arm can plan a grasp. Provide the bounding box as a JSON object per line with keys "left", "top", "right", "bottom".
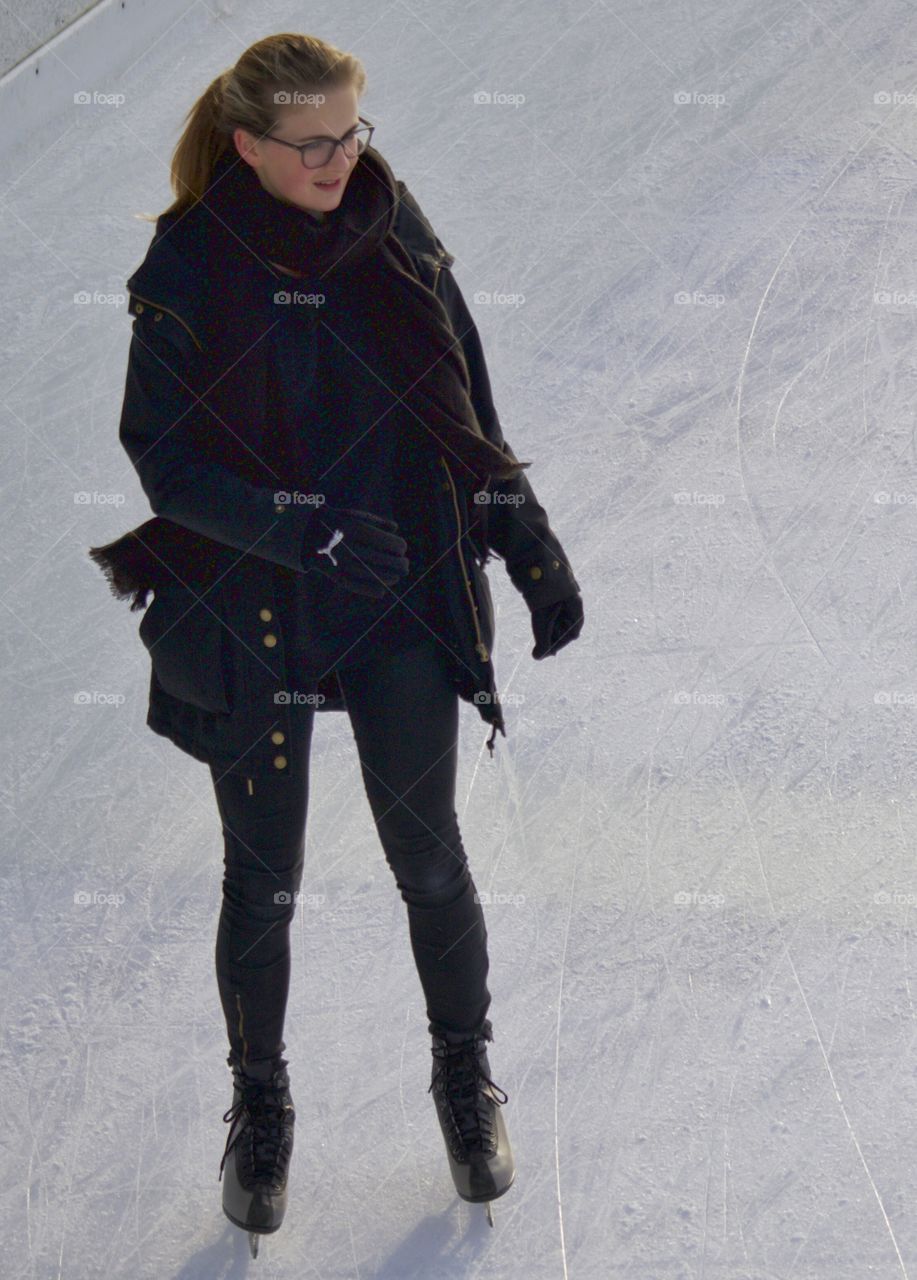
{"left": 233, "top": 84, "right": 362, "bottom": 217}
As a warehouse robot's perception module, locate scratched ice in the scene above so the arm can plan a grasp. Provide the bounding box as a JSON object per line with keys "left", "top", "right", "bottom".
{"left": 2, "top": 1, "right": 917, "bottom": 1277}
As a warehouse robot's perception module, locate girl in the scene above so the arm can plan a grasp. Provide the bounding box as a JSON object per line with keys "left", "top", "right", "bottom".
{"left": 89, "top": 31, "right": 583, "bottom": 1251}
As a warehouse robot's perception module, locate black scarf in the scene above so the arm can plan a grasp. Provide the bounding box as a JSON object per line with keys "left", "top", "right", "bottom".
{"left": 90, "top": 144, "right": 527, "bottom": 608}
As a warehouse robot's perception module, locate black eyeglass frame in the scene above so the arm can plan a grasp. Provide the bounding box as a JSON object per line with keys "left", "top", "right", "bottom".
{"left": 261, "top": 116, "right": 375, "bottom": 168}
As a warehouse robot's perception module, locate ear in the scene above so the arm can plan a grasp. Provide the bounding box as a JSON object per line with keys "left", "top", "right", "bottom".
{"left": 233, "top": 127, "right": 259, "bottom": 168}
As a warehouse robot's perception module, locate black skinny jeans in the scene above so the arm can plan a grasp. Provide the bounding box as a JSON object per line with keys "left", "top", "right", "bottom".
{"left": 208, "top": 633, "right": 492, "bottom": 1075}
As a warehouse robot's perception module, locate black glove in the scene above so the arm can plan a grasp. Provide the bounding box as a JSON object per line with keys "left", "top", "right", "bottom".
{"left": 301, "top": 505, "right": 409, "bottom": 599}
{"left": 531, "top": 592, "right": 584, "bottom": 659}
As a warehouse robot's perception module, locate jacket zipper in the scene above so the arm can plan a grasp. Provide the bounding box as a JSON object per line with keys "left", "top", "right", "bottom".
{"left": 431, "top": 246, "right": 453, "bottom": 297}
{"left": 440, "top": 455, "right": 489, "bottom": 662}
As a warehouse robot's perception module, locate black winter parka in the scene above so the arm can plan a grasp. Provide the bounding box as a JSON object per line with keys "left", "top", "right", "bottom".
{"left": 118, "top": 176, "right": 580, "bottom": 779}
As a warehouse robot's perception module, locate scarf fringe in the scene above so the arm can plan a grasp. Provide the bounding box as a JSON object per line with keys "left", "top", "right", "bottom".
{"left": 87, "top": 530, "right": 156, "bottom": 612}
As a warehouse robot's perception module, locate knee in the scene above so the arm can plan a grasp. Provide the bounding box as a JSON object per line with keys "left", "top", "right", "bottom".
{"left": 221, "top": 854, "right": 306, "bottom": 923}
{"left": 393, "top": 850, "right": 473, "bottom": 909}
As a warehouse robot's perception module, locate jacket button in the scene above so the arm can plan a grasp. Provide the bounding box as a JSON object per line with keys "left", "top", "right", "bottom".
{"left": 259, "top": 608, "right": 273, "bottom": 622}
{"left": 154, "top": 311, "right": 163, "bottom": 321}
{"left": 273, "top": 754, "right": 287, "bottom": 770}
{"left": 271, "top": 730, "right": 285, "bottom": 745}
{"left": 552, "top": 559, "right": 560, "bottom": 569}
{"left": 135, "top": 302, "right": 144, "bottom": 313}
{"left": 274, "top": 504, "right": 286, "bottom": 514}
{"left": 529, "top": 566, "right": 543, "bottom": 580}
{"left": 263, "top": 632, "right": 278, "bottom": 648}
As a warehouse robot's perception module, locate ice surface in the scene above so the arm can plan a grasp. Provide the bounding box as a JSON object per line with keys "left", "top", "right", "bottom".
{"left": 3, "top": 1, "right": 917, "bottom": 1276}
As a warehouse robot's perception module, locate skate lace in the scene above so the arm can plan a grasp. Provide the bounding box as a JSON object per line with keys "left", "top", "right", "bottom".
{"left": 219, "top": 1075, "right": 295, "bottom": 1186}
{"left": 428, "top": 1039, "right": 508, "bottom": 1155}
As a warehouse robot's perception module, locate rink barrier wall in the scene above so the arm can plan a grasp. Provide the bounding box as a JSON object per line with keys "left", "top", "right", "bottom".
{"left": 0, "top": 0, "right": 200, "bottom": 161}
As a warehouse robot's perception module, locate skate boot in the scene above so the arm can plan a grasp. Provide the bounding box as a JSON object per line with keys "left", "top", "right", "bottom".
{"left": 428, "top": 1017, "right": 515, "bottom": 1226}
{"left": 219, "top": 1053, "right": 295, "bottom": 1258}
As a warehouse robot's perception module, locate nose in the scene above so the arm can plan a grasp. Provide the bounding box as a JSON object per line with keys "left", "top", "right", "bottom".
{"left": 326, "top": 144, "right": 354, "bottom": 174}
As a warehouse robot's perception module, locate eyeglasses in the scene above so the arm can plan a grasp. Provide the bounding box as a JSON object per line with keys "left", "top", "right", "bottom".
{"left": 262, "top": 116, "right": 375, "bottom": 169}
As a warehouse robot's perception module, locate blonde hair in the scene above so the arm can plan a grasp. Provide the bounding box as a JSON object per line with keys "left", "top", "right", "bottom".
{"left": 141, "top": 32, "right": 366, "bottom": 222}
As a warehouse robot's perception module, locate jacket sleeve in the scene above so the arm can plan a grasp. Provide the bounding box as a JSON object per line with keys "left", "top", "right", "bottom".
{"left": 118, "top": 299, "right": 311, "bottom": 573}
{"left": 435, "top": 263, "right": 582, "bottom": 610}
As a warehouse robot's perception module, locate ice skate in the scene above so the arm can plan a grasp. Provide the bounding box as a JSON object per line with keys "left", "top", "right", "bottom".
{"left": 219, "top": 1054, "right": 295, "bottom": 1258}
{"left": 428, "top": 1018, "right": 515, "bottom": 1226}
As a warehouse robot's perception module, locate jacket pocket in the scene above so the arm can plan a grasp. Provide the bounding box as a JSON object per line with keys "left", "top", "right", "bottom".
{"left": 139, "top": 581, "right": 231, "bottom": 715}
